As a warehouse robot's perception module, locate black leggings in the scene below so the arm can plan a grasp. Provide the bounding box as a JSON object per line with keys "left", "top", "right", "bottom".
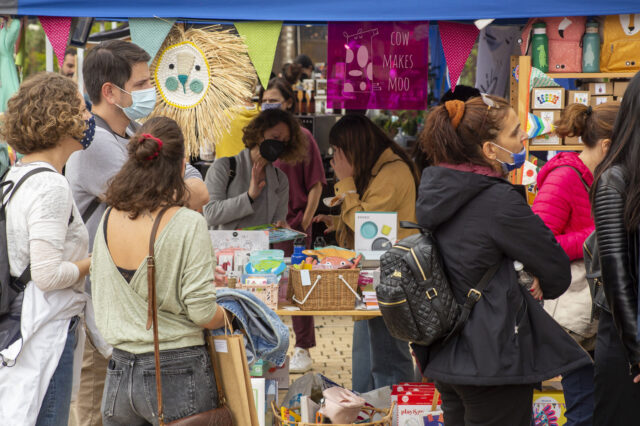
{"left": 435, "top": 381, "right": 533, "bottom": 426}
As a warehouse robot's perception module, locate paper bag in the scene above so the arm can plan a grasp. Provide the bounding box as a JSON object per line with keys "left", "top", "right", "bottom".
{"left": 212, "top": 332, "right": 259, "bottom": 426}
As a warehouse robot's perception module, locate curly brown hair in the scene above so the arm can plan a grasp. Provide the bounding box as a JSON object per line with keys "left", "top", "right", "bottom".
{"left": 242, "top": 108, "right": 307, "bottom": 164}
{"left": 1, "top": 72, "right": 85, "bottom": 154}
{"left": 105, "top": 117, "right": 188, "bottom": 219}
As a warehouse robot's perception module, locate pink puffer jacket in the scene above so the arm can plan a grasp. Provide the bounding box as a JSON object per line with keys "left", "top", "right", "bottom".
{"left": 532, "top": 152, "right": 594, "bottom": 261}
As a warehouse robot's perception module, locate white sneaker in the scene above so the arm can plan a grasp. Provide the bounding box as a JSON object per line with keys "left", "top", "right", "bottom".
{"left": 289, "top": 348, "right": 313, "bottom": 373}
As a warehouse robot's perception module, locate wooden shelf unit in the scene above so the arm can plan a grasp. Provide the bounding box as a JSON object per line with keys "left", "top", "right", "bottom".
{"left": 546, "top": 72, "right": 635, "bottom": 79}
{"left": 528, "top": 144, "right": 585, "bottom": 152}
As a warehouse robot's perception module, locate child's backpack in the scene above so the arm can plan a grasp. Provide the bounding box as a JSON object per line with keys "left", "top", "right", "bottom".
{"left": 521, "top": 17, "right": 587, "bottom": 73}
{"left": 601, "top": 14, "right": 640, "bottom": 72}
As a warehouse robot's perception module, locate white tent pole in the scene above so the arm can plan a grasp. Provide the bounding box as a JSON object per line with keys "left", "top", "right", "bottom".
{"left": 45, "top": 36, "right": 54, "bottom": 72}
{"left": 77, "top": 48, "right": 85, "bottom": 94}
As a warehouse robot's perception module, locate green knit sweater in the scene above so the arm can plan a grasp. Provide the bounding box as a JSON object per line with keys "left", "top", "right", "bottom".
{"left": 91, "top": 208, "right": 217, "bottom": 354}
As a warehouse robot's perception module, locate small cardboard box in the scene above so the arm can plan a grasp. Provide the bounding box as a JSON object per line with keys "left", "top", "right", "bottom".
{"left": 355, "top": 212, "right": 397, "bottom": 258}
{"left": 563, "top": 136, "right": 584, "bottom": 145}
{"left": 531, "top": 87, "right": 565, "bottom": 110}
{"left": 591, "top": 95, "right": 615, "bottom": 106}
{"left": 566, "top": 90, "right": 590, "bottom": 106}
{"left": 533, "top": 390, "right": 567, "bottom": 425}
{"left": 614, "top": 81, "right": 630, "bottom": 98}
{"left": 586, "top": 82, "right": 614, "bottom": 95}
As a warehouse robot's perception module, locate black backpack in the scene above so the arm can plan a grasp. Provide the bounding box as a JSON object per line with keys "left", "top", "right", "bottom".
{"left": 0, "top": 167, "right": 55, "bottom": 316}
{"left": 376, "top": 221, "right": 498, "bottom": 346}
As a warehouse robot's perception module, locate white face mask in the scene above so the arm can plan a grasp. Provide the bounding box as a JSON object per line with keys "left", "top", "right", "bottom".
{"left": 114, "top": 86, "right": 156, "bottom": 120}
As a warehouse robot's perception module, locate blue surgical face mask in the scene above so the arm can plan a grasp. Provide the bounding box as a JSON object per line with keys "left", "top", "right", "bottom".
{"left": 261, "top": 102, "right": 282, "bottom": 111}
{"left": 80, "top": 115, "right": 96, "bottom": 149}
{"left": 491, "top": 142, "right": 526, "bottom": 173}
{"left": 115, "top": 86, "right": 156, "bottom": 120}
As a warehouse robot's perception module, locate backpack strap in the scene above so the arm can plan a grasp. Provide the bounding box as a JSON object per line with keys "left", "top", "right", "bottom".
{"left": 445, "top": 263, "right": 500, "bottom": 341}
{"left": 2, "top": 167, "right": 56, "bottom": 291}
{"left": 226, "top": 156, "right": 237, "bottom": 194}
{"left": 554, "top": 165, "right": 590, "bottom": 192}
{"left": 82, "top": 197, "right": 102, "bottom": 224}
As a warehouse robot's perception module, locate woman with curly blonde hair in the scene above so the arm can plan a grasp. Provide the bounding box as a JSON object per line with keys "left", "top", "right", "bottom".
{"left": 0, "top": 72, "right": 96, "bottom": 425}
{"left": 204, "top": 108, "right": 307, "bottom": 229}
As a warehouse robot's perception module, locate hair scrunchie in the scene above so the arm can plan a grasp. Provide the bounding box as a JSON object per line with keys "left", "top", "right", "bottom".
{"left": 445, "top": 100, "right": 465, "bottom": 130}
{"left": 586, "top": 105, "right": 593, "bottom": 116}
{"left": 139, "top": 133, "right": 164, "bottom": 161}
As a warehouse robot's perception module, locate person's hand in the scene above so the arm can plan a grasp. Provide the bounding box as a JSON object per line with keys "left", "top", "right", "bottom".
{"left": 301, "top": 217, "right": 313, "bottom": 232}
{"left": 529, "top": 277, "right": 543, "bottom": 300}
{"left": 313, "top": 214, "right": 335, "bottom": 233}
{"left": 275, "top": 220, "right": 289, "bottom": 229}
{"left": 214, "top": 266, "right": 226, "bottom": 287}
{"left": 331, "top": 148, "right": 354, "bottom": 181}
{"left": 633, "top": 364, "right": 640, "bottom": 383}
{"left": 248, "top": 159, "right": 266, "bottom": 200}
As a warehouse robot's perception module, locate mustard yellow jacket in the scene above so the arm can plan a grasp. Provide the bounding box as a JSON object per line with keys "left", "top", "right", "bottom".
{"left": 333, "top": 148, "right": 417, "bottom": 249}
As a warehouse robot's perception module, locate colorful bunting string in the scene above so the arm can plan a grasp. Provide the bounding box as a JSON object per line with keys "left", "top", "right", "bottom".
{"left": 39, "top": 16, "right": 71, "bottom": 69}
{"left": 438, "top": 21, "right": 479, "bottom": 92}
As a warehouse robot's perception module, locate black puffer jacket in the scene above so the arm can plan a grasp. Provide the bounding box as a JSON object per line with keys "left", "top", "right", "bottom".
{"left": 592, "top": 164, "right": 640, "bottom": 366}
{"left": 412, "top": 166, "right": 591, "bottom": 385}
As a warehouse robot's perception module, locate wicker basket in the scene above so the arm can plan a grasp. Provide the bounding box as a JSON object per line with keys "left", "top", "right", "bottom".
{"left": 288, "top": 268, "right": 360, "bottom": 310}
{"left": 272, "top": 401, "right": 394, "bottom": 425}
{"left": 238, "top": 283, "right": 279, "bottom": 310}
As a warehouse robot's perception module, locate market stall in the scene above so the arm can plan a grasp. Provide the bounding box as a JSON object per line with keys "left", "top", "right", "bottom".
{"left": 3, "top": 1, "right": 640, "bottom": 425}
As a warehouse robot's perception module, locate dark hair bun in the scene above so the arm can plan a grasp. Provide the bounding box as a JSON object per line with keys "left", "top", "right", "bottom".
{"left": 132, "top": 134, "right": 163, "bottom": 164}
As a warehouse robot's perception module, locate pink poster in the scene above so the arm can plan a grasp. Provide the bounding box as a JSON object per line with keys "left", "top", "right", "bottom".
{"left": 327, "top": 21, "right": 429, "bottom": 110}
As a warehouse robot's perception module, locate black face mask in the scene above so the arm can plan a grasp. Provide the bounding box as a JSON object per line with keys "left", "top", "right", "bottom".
{"left": 259, "top": 139, "right": 285, "bottom": 162}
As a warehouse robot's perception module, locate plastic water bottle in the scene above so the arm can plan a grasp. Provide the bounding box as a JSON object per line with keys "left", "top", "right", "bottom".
{"left": 291, "top": 238, "right": 306, "bottom": 265}
{"left": 513, "top": 261, "right": 535, "bottom": 290}
{"left": 531, "top": 23, "right": 549, "bottom": 72}
{"left": 582, "top": 21, "right": 601, "bottom": 73}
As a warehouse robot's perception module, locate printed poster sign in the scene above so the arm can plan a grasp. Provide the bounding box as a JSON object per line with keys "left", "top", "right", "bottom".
{"left": 327, "top": 21, "right": 429, "bottom": 110}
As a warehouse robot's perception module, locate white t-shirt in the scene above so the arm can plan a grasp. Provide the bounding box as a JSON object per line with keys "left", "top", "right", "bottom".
{"left": 6, "top": 161, "right": 88, "bottom": 287}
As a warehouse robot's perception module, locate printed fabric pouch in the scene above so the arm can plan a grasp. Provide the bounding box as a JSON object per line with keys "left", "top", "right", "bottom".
{"left": 319, "top": 386, "right": 365, "bottom": 424}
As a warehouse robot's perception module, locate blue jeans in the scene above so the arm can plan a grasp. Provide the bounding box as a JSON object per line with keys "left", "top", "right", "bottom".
{"left": 36, "top": 316, "right": 79, "bottom": 426}
{"left": 561, "top": 361, "right": 594, "bottom": 426}
{"left": 102, "top": 345, "right": 218, "bottom": 426}
{"left": 351, "top": 317, "right": 416, "bottom": 393}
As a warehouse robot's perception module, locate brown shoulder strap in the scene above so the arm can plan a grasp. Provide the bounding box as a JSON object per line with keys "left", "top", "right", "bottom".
{"left": 146, "top": 206, "right": 172, "bottom": 426}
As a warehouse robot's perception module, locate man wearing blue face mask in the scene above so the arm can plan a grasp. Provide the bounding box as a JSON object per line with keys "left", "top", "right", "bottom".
{"left": 65, "top": 40, "right": 209, "bottom": 426}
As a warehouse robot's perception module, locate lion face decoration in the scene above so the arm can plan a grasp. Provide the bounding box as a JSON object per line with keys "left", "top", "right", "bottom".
{"left": 155, "top": 41, "right": 210, "bottom": 109}
{"left": 150, "top": 25, "right": 256, "bottom": 158}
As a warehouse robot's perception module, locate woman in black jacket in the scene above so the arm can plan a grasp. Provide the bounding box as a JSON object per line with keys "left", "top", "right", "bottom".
{"left": 591, "top": 72, "right": 640, "bottom": 425}
{"left": 413, "top": 95, "right": 591, "bottom": 425}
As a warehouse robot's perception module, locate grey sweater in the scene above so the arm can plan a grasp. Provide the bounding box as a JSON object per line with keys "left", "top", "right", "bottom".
{"left": 203, "top": 148, "right": 289, "bottom": 229}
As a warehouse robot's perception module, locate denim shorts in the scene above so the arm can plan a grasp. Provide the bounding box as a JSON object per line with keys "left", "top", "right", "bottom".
{"left": 102, "top": 345, "right": 218, "bottom": 426}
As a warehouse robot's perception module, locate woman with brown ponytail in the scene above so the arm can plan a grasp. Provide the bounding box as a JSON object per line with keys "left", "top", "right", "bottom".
{"left": 532, "top": 102, "right": 618, "bottom": 426}
{"left": 412, "top": 96, "right": 591, "bottom": 425}
{"left": 90, "top": 117, "right": 228, "bottom": 424}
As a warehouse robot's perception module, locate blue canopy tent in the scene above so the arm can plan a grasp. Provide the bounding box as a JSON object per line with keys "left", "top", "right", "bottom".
{"left": 1, "top": 0, "right": 640, "bottom": 21}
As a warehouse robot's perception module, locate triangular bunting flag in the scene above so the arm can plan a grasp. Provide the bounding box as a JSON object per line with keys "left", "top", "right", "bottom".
{"left": 129, "top": 18, "right": 176, "bottom": 64}
{"left": 234, "top": 21, "right": 282, "bottom": 88}
{"left": 438, "top": 21, "right": 479, "bottom": 92}
{"left": 530, "top": 67, "right": 560, "bottom": 88}
{"left": 521, "top": 160, "right": 539, "bottom": 186}
{"left": 39, "top": 16, "right": 72, "bottom": 69}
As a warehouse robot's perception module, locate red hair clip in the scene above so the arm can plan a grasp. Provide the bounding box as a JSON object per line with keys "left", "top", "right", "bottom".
{"left": 139, "top": 133, "right": 163, "bottom": 161}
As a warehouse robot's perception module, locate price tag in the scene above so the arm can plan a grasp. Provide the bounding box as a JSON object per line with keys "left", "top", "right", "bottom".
{"left": 301, "top": 270, "right": 312, "bottom": 286}
{"left": 214, "top": 339, "right": 228, "bottom": 353}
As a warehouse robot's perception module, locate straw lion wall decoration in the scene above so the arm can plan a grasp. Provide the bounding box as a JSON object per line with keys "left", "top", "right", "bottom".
{"left": 150, "top": 24, "right": 256, "bottom": 157}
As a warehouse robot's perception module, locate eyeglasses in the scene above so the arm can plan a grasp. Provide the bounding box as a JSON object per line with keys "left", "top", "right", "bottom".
{"left": 479, "top": 93, "right": 496, "bottom": 133}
